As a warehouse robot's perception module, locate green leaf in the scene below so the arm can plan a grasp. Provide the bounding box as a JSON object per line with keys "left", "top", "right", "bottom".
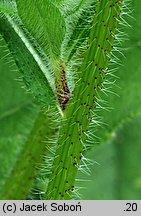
{"left": 0, "top": 36, "right": 39, "bottom": 192}
{"left": 0, "top": 15, "right": 56, "bottom": 105}
{"left": 0, "top": 0, "right": 17, "bottom": 15}
{"left": 0, "top": 34, "right": 59, "bottom": 199}
{"left": 64, "top": 2, "right": 95, "bottom": 62}
{"left": 16, "top": 0, "right": 66, "bottom": 58}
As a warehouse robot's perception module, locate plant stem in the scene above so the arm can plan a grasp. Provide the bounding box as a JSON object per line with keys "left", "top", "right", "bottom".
{"left": 44, "top": 0, "right": 123, "bottom": 200}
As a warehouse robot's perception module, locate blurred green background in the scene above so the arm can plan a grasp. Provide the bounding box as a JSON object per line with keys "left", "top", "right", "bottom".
{"left": 0, "top": 0, "right": 141, "bottom": 199}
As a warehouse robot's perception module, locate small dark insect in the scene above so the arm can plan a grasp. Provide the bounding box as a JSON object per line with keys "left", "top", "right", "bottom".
{"left": 58, "top": 91, "right": 71, "bottom": 110}
{"left": 56, "top": 63, "right": 71, "bottom": 110}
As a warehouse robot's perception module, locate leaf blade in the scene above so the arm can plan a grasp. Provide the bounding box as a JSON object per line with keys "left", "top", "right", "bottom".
{"left": 16, "top": 0, "right": 66, "bottom": 58}
{"left": 0, "top": 15, "right": 56, "bottom": 105}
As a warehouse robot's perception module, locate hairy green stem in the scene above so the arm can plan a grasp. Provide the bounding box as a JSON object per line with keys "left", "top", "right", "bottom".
{"left": 44, "top": 0, "right": 123, "bottom": 200}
